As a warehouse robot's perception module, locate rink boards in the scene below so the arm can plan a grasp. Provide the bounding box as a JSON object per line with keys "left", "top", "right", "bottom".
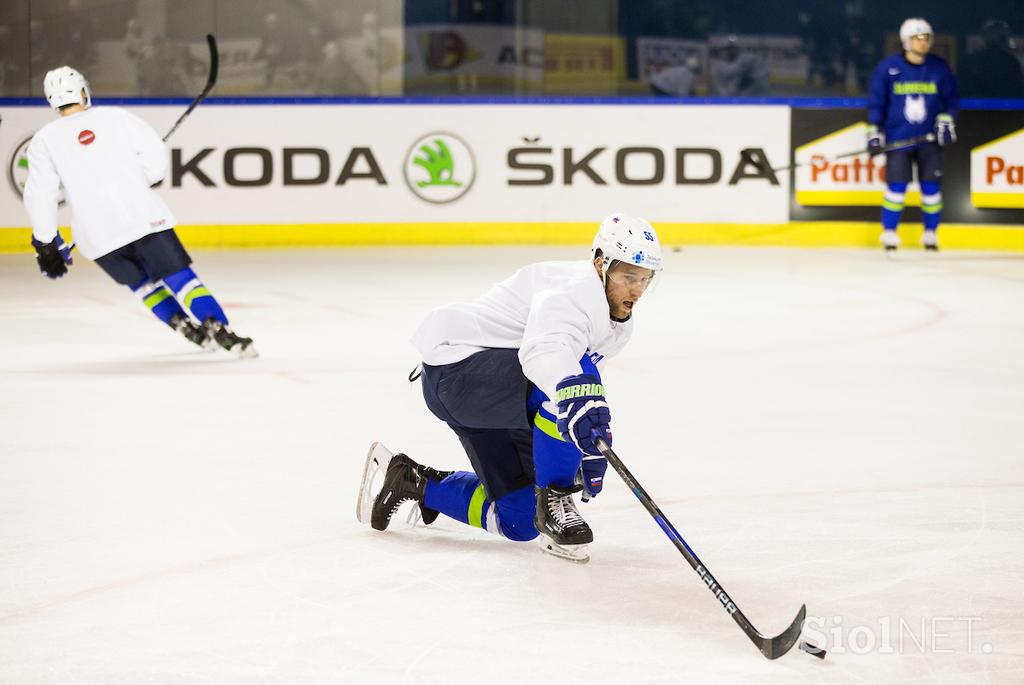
{"left": 1, "top": 102, "right": 1022, "bottom": 251}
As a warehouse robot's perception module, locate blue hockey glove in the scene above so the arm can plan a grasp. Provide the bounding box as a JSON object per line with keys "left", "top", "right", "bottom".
{"left": 556, "top": 373, "right": 611, "bottom": 457}
{"left": 578, "top": 455, "right": 608, "bottom": 502}
{"left": 935, "top": 114, "right": 956, "bottom": 147}
{"left": 866, "top": 125, "right": 884, "bottom": 156}
{"left": 31, "top": 234, "right": 72, "bottom": 279}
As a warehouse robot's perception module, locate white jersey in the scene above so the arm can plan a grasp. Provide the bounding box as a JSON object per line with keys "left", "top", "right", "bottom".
{"left": 650, "top": 64, "right": 696, "bottom": 96}
{"left": 412, "top": 260, "right": 633, "bottom": 402}
{"left": 22, "top": 106, "right": 176, "bottom": 260}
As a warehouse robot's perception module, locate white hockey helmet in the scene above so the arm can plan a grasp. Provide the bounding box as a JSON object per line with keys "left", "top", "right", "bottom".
{"left": 43, "top": 66, "right": 91, "bottom": 110}
{"left": 900, "top": 18, "right": 934, "bottom": 51}
{"left": 592, "top": 212, "right": 664, "bottom": 278}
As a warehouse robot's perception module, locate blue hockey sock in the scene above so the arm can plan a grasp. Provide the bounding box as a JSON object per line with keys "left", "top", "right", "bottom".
{"left": 533, "top": 405, "right": 583, "bottom": 488}
{"left": 163, "top": 268, "right": 228, "bottom": 325}
{"left": 423, "top": 474, "right": 538, "bottom": 541}
{"left": 424, "top": 471, "right": 492, "bottom": 530}
{"left": 920, "top": 181, "right": 942, "bottom": 231}
{"left": 882, "top": 182, "right": 907, "bottom": 230}
{"left": 132, "top": 278, "right": 187, "bottom": 326}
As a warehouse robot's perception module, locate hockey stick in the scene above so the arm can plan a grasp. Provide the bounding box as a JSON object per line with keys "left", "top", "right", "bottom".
{"left": 162, "top": 34, "right": 219, "bottom": 142}
{"left": 743, "top": 133, "right": 936, "bottom": 174}
{"left": 594, "top": 437, "right": 806, "bottom": 660}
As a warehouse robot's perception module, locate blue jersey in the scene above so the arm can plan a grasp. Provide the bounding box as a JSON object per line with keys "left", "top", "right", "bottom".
{"left": 868, "top": 53, "right": 959, "bottom": 143}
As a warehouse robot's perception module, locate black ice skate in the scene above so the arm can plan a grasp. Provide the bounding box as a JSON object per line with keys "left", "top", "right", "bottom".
{"left": 535, "top": 483, "right": 593, "bottom": 563}
{"left": 204, "top": 317, "right": 258, "bottom": 358}
{"left": 358, "top": 442, "right": 452, "bottom": 531}
{"left": 414, "top": 463, "right": 454, "bottom": 525}
{"left": 170, "top": 313, "right": 213, "bottom": 349}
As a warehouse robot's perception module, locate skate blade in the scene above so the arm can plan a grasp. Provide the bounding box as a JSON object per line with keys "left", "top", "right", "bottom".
{"left": 356, "top": 441, "right": 395, "bottom": 524}
{"left": 538, "top": 536, "right": 590, "bottom": 563}
{"left": 233, "top": 342, "right": 259, "bottom": 359}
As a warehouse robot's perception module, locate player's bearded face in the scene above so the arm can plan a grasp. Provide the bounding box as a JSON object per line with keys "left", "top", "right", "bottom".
{"left": 603, "top": 261, "right": 654, "bottom": 318}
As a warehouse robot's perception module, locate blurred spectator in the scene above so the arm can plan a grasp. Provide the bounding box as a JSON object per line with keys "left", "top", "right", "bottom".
{"left": 959, "top": 20, "right": 1024, "bottom": 98}
{"left": 257, "top": 12, "right": 285, "bottom": 90}
{"left": 124, "top": 18, "right": 150, "bottom": 93}
{"left": 839, "top": 0, "right": 877, "bottom": 94}
{"left": 296, "top": 24, "right": 326, "bottom": 88}
{"left": 124, "top": 18, "right": 148, "bottom": 63}
{"left": 316, "top": 40, "right": 368, "bottom": 95}
{"left": 137, "top": 38, "right": 191, "bottom": 96}
{"left": 799, "top": 10, "right": 843, "bottom": 90}
{"left": 0, "top": 24, "right": 28, "bottom": 96}
{"left": 345, "top": 11, "right": 381, "bottom": 96}
{"left": 710, "top": 36, "right": 768, "bottom": 96}
{"left": 649, "top": 56, "right": 699, "bottom": 96}
{"left": 30, "top": 19, "right": 52, "bottom": 85}
{"left": 51, "top": 0, "right": 99, "bottom": 72}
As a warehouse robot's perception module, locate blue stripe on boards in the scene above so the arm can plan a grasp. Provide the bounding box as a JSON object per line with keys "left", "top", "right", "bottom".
{"left": 2, "top": 96, "right": 1020, "bottom": 109}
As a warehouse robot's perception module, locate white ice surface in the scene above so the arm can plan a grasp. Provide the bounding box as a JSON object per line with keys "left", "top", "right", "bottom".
{"left": 1, "top": 246, "right": 1023, "bottom": 684}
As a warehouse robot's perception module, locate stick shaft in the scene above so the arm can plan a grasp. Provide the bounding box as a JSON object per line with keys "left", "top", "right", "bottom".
{"left": 595, "top": 438, "right": 805, "bottom": 659}
{"left": 767, "top": 133, "right": 936, "bottom": 173}
{"left": 162, "top": 34, "right": 219, "bottom": 142}
{"left": 596, "top": 440, "right": 762, "bottom": 635}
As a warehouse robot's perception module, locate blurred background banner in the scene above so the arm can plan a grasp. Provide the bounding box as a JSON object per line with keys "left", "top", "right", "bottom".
{"left": 789, "top": 108, "right": 1024, "bottom": 225}
{"left": 541, "top": 34, "right": 625, "bottom": 94}
{"left": 636, "top": 37, "right": 708, "bottom": 96}
{"left": 403, "top": 24, "right": 543, "bottom": 93}
{"left": 971, "top": 128, "right": 1024, "bottom": 209}
{"left": 0, "top": 103, "right": 790, "bottom": 228}
{"left": 0, "top": 0, "right": 1021, "bottom": 249}
{"left": 3, "top": 0, "right": 1020, "bottom": 99}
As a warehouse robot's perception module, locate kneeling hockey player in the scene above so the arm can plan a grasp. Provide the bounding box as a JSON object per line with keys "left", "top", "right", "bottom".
{"left": 358, "top": 213, "right": 663, "bottom": 561}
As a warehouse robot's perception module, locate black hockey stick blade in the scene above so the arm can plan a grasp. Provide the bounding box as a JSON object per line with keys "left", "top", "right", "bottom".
{"left": 754, "top": 603, "right": 807, "bottom": 660}
{"left": 163, "top": 34, "right": 219, "bottom": 142}
{"left": 742, "top": 132, "right": 936, "bottom": 174}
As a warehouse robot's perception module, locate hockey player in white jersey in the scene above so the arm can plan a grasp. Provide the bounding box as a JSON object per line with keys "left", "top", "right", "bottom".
{"left": 22, "top": 66, "right": 256, "bottom": 357}
{"left": 357, "top": 213, "right": 663, "bottom": 561}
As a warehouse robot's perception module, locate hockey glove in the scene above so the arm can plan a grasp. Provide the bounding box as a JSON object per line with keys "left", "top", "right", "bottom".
{"left": 866, "top": 125, "right": 884, "bottom": 156}
{"left": 32, "top": 235, "right": 72, "bottom": 279}
{"left": 578, "top": 455, "right": 608, "bottom": 502}
{"left": 935, "top": 114, "right": 957, "bottom": 147}
{"left": 556, "top": 373, "right": 611, "bottom": 457}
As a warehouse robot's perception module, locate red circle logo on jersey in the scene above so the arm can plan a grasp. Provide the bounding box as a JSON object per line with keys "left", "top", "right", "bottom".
{"left": 78, "top": 130, "right": 95, "bottom": 145}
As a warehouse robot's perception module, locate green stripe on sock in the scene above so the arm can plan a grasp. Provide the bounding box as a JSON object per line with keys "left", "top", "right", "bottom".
{"left": 534, "top": 412, "right": 564, "bottom": 441}
{"left": 921, "top": 202, "right": 943, "bottom": 214}
{"left": 143, "top": 288, "right": 172, "bottom": 310}
{"left": 184, "top": 285, "right": 211, "bottom": 309}
{"left": 468, "top": 484, "right": 487, "bottom": 529}
{"left": 882, "top": 200, "right": 905, "bottom": 212}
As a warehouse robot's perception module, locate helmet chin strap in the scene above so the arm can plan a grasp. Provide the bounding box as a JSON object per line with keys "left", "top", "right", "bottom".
{"left": 599, "top": 257, "right": 617, "bottom": 286}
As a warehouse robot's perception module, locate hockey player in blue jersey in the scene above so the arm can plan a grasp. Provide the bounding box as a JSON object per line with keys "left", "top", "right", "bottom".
{"left": 867, "top": 17, "right": 958, "bottom": 251}
{"left": 356, "top": 214, "right": 663, "bottom": 562}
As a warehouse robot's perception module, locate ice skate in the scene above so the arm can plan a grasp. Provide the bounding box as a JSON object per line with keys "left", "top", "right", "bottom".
{"left": 535, "top": 484, "right": 593, "bottom": 563}
{"left": 921, "top": 231, "right": 939, "bottom": 251}
{"left": 880, "top": 230, "right": 901, "bottom": 252}
{"left": 204, "top": 317, "right": 258, "bottom": 358}
{"left": 357, "top": 442, "right": 450, "bottom": 530}
{"left": 170, "top": 313, "right": 214, "bottom": 350}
